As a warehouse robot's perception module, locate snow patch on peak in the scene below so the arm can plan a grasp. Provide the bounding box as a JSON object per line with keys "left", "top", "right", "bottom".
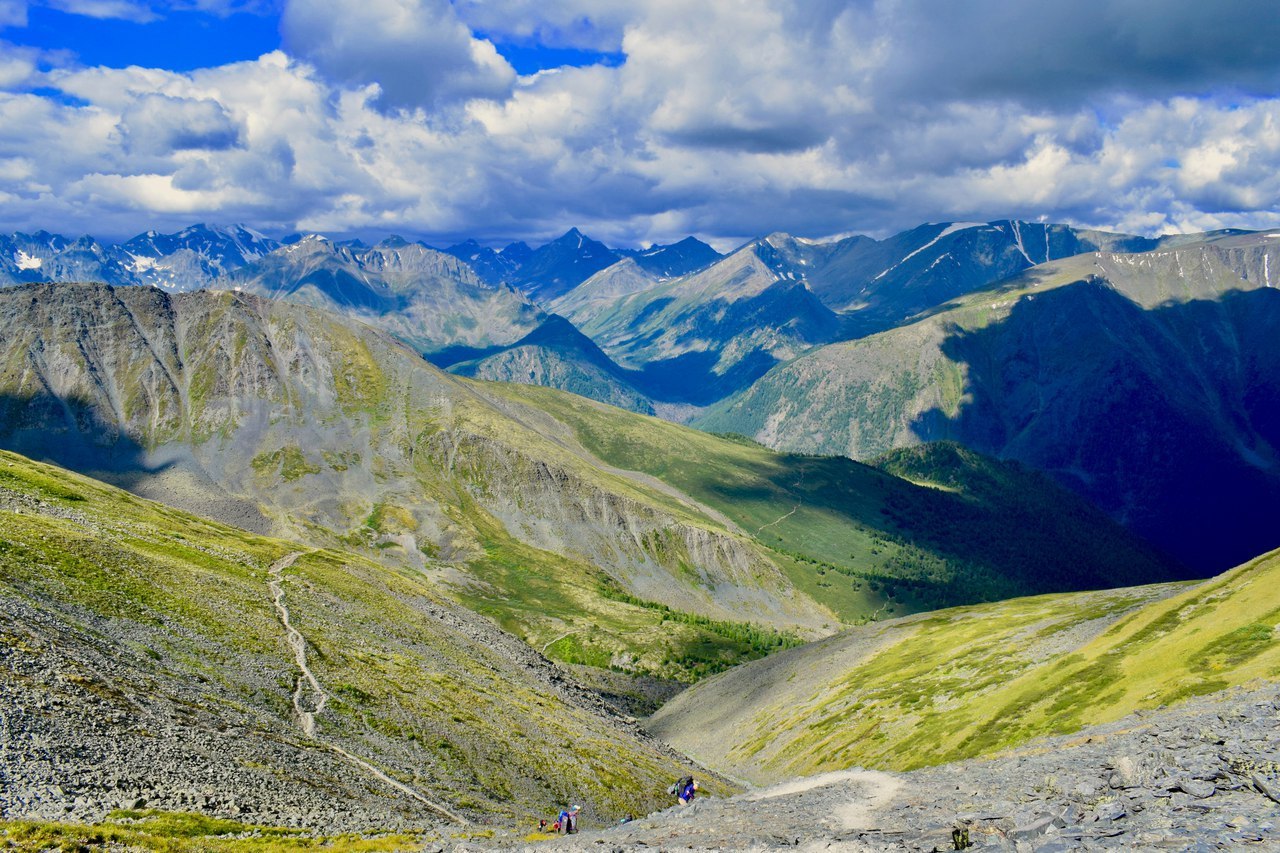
{"left": 873, "top": 223, "right": 984, "bottom": 281}
{"left": 129, "top": 254, "right": 156, "bottom": 272}
{"left": 14, "top": 250, "right": 42, "bottom": 270}
{"left": 937, "top": 222, "right": 985, "bottom": 238}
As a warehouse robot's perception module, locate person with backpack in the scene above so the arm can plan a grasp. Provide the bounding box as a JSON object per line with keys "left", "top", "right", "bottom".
{"left": 555, "top": 804, "right": 580, "bottom": 833}
{"left": 668, "top": 775, "right": 697, "bottom": 805}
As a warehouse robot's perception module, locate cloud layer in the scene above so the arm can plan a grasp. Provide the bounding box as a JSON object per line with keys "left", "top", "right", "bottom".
{"left": 2, "top": 0, "right": 1280, "bottom": 245}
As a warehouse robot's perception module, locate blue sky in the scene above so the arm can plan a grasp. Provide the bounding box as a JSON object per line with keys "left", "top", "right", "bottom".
{"left": 1, "top": 1, "right": 1279, "bottom": 246}
{"left": 14, "top": 6, "right": 280, "bottom": 71}
{"left": 8, "top": 4, "right": 620, "bottom": 76}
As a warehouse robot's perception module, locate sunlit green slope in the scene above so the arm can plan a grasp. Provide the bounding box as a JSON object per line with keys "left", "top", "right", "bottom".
{"left": 650, "top": 547, "right": 1280, "bottom": 784}
{"left": 490, "top": 384, "right": 1179, "bottom": 619}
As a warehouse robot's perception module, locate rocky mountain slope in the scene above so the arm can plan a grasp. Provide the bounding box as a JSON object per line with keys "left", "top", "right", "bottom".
{"left": 700, "top": 231, "right": 1280, "bottom": 572}
{"left": 0, "top": 450, "right": 714, "bottom": 831}
{"left": 556, "top": 235, "right": 843, "bottom": 404}
{"left": 446, "top": 315, "right": 655, "bottom": 414}
{"left": 0, "top": 282, "right": 825, "bottom": 682}
{"left": 651, "top": 543, "right": 1280, "bottom": 785}
{"left": 0, "top": 282, "right": 1181, "bottom": 681}
{"left": 491, "top": 386, "right": 1179, "bottom": 617}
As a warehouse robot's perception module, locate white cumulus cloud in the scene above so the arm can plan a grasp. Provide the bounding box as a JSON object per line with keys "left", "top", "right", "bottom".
{"left": 3, "top": 0, "right": 1280, "bottom": 245}
{"left": 281, "top": 0, "right": 515, "bottom": 111}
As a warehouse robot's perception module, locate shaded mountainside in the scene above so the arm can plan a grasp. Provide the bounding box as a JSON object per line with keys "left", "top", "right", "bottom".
{"left": 0, "top": 283, "right": 1181, "bottom": 681}
{"left": 441, "top": 238, "right": 531, "bottom": 286}
{"left": 510, "top": 228, "right": 622, "bottom": 303}
{"left": 618, "top": 236, "right": 723, "bottom": 278}
{"left": 650, "top": 543, "right": 1280, "bottom": 785}
{"left": 223, "top": 236, "right": 544, "bottom": 354}
{"left": 700, "top": 232, "right": 1280, "bottom": 573}
{"left": 0, "top": 450, "right": 716, "bottom": 830}
{"left": 802, "top": 220, "right": 1153, "bottom": 332}
{"left": 490, "top": 384, "right": 1180, "bottom": 617}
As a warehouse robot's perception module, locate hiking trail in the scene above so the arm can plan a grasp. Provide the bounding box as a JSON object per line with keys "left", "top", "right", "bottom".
{"left": 266, "top": 552, "right": 327, "bottom": 736}
{"left": 755, "top": 464, "right": 806, "bottom": 536}
{"left": 265, "top": 551, "right": 469, "bottom": 826}
{"left": 542, "top": 630, "right": 578, "bottom": 656}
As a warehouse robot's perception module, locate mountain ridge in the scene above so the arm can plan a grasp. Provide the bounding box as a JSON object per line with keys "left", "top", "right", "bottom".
{"left": 698, "top": 231, "right": 1280, "bottom": 572}
{"left": 0, "top": 281, "right": 1184, "bottom": 675}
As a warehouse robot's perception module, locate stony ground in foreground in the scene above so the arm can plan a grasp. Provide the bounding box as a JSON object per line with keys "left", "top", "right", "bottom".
{"left": 497, "top": 680, "right": 1280, "bottom": 851}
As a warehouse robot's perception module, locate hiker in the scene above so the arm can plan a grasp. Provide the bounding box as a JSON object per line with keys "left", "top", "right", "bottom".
{"left": 556, "top": 805, "right": 580, "bottom": 834}
{"left": 676, "top": 775, "right": 697, "bottom": 805}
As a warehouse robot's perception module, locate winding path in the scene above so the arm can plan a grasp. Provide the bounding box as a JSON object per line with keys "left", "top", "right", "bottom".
{"left": 265, "top": 551, "right": 469, "bottom": 826}
{"left": 541, "top": 629, "right": 578, "bottom": 656}
{"left": 267, "top": 552, "right": 327, "bottom": 737}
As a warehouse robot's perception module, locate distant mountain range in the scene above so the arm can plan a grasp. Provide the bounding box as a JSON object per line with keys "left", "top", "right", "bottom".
{"left": 6, "top": 218, "right": 1280, "bottom": 573}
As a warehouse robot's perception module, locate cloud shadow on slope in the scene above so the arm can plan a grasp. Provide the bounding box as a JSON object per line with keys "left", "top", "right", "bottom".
{"left": 911, "top": 279, "right": 1280, "bottom": 575}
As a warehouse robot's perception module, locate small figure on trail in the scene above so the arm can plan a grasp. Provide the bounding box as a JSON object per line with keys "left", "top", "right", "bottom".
{"left": 619, "top": 813, "right": 634, "bottom": 824}
{"left": 538, "top": 818, "right": 548, "bottom": 832}
{"left": 668, "top": 775, "right": 697, "bottom": 805}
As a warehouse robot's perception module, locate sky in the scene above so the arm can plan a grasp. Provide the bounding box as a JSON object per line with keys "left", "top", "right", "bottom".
{"left": 1, "top": 1, "right": 1279, "bottom": 248}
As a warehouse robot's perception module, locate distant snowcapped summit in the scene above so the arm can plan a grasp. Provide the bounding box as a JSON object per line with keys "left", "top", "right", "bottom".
{"left": 620, "top": 236, "right": 722, "bottom": 278}
{"left": 118, "top": 223, "right": 279, "bottom": 291}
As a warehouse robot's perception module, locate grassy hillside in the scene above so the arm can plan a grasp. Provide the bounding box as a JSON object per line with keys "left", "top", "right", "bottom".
{"left": 0, "top": 449, "right": 721, "bottom": 829}
{"left": 651, "top": 545, "right": 1280, "bottom": 784}
{"left": 488, "top": 385, "right": 1180, "bottom": 618}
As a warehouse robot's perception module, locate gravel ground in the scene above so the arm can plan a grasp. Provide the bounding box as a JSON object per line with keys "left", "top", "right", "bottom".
{"left": 492, "top": 681, "right": 1280, "bottom": 851}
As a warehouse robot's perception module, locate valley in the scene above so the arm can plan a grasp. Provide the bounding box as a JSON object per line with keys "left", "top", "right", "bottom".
{"left": 3, "top": 218, "right": 1280, "bottom": 850}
